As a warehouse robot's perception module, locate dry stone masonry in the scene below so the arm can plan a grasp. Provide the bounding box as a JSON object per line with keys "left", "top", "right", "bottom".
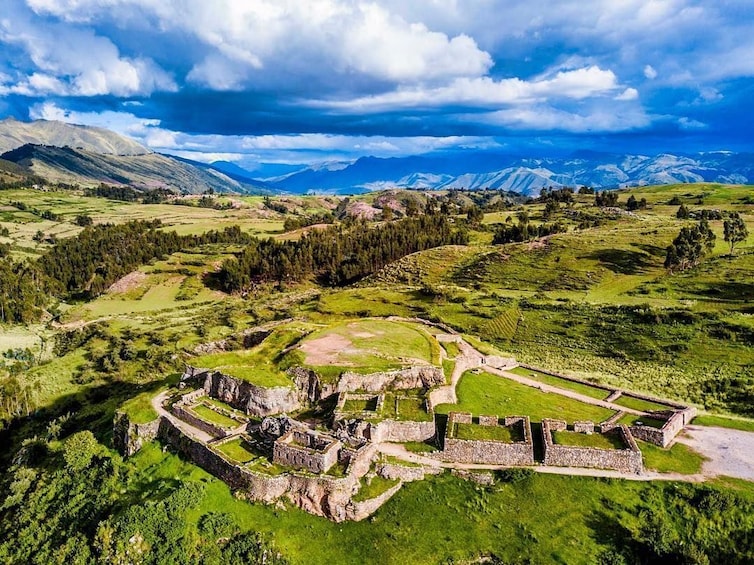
{"left": 115, "top": 319, "right": 701, "bottom": 522}
{"left": 542, "top": 419, "right": 643, "bottom": 474}
{"left": 438, "top": 412, "right": 535, "bottom": 466}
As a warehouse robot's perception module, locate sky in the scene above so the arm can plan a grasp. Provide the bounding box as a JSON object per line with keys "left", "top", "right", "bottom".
{"left": 1, "top": 0, "right": 753, "bottom": 172}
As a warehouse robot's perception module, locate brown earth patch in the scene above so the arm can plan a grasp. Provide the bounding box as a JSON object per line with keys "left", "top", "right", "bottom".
{"left": 298, "top": 333, "right": 354, "bottom": 365}
{"left": 107, "top": 270, "right": 147, "bottom": 294}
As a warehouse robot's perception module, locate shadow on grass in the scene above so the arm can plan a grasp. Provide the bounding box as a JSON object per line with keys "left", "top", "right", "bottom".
{"left": 580, "top": 249, "right": 654, "bottom": 275}
{"left": 0, "top": 376, "right": 174, "bottom": 469}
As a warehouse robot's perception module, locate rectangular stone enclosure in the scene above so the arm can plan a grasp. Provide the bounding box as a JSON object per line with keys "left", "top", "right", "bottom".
{"left": 441, "top": 412, "right": 535, "bottom": 466}
{"left": 542, "top": 419, "right": 643, "bottom": 474}
{"left": 273, "top": 429, "right": 342, "bottom": 474}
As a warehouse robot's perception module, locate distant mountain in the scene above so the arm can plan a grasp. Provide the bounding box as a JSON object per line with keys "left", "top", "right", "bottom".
{"left": 0, "top": 117, "right": 149, "bottom": 156}
{"left": 266, "top": 152, "right": 754, "bottom": 195}
{"left": 1, "top": 144, "right": 256, "bottom": 194}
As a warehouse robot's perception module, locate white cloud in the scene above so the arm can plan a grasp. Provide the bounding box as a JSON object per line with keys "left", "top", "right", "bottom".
{"left": 26, "top": 0, "right": 493, "bottom": 86}
{"left": 0, "top": 1, "right": 175, "bottom": 96}
{"left": 310, "top": 66, "right": 622, "bottom": 111}
{"left": 644, "top": 65, "right": 657, "bottom": 79}
{"left": 615, "top": 87, "right": 639, "bottom": 101}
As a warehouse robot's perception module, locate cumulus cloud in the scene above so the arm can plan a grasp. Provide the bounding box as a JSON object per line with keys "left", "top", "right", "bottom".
{"left": 644, "top": 65, "right": 658, "bottom": 79}
{"left": 311, "top": 66, "right": 623, "bottom": 111}
{"left": 0, "top": 1, "right": 175, "bottom": 96}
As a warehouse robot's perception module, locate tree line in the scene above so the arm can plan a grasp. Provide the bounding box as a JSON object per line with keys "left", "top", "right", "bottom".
{"left": 219, "top": 213, "right": 468, "bottom": 290}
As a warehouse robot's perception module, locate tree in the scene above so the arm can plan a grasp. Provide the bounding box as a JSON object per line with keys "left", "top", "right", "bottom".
{"left": 664, "top": 219, "right": 716, "bottom": 272}
{"left": 676, "top": 204, "right": 691, "bottom": 219}
{"left": 723, "top": 213, "right": 748, "bottom": 255}
{"left": 543, "top": 199, "right": 559, "bottom": 220}
{"left": 381, "top": 205, "right": 393, "bottom": 221}
{"left": 595, "top": 191, "right": 619, "bottom": 207}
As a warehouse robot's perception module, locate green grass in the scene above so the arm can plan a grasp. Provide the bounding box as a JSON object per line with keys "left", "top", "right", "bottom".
{"left": 215, "top": 438, "right": 256, "bottom": 463}
{"left": 452, "top": 422, "right": 520, "bottom": 442}
{"left": 190, "top": 324, "right": 315, "bottom": 388}
{"left": 299, "top": 319, "right": 437, "bottom": 372}
{"left": 403, "top": 441, "right": 439, "bottom": 453}
{"left": 552, "top": 430, "right": 626, "bottom": 450}
{"left": 442, "top": 358, "right": 455, "bottom": 383}
{"left": 190, "top": 404, "right": 240, "bottom": 428}
{"left": 131, "top": 442, "right": 733, "bottom": 564}
{"left": 120, "top": 391, "right": 159, "bottom": 424}
{"left": 618, "top": 414, "right": 667, "bottom": 429}
{"left": 191, "top": 349, "right": 292, "bottom": 387}
{"left": 508, "top": 366, "right": 610, "bottom": 400}
{"left": 342, "top": 397, "right": 378, "bottom": 412}
{"left": 352, "top": 475, "right": 400, "bottom": 502}
{"left": 436, "top": 371, "right": 615, "bottom": 423}
{"left": 442, "top": 341, "right": 460, "bottom": 358}
{"left": 380, "top": 394, "right": 433, "bottom": 422}
{"left": 613, "top": 394, "right": 673, "bottom": 412}
{"left": 693, "top": 414, "right": 754, "bottom": 432}
{"left": 639, "top": 440, "right": 706, "bottom": 474}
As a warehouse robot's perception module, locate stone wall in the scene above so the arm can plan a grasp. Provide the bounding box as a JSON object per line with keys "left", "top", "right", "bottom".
{"left": 336, "top": 365, "right": 445, "bottom": 393}
{"left": 370, "top": 419, "right": 437, "bottom": 443}
{"left": 273, "top": 429, "right": 342, "bottom": 474}
{"left": 628, "top": 406, "right": 697, "bottom": 448}
{"left": 438, "top": 413, "right": 535, "bottom": 466}
{"left": 542, "top": 419, "right": 642, "bottom": 474}
{"left": 112, "top": 411, "right": 160, "bottom": 457}
{"left": 158, "top": 417, "right": 373, "bottom": 522}
{"left": 343, "top": 481, "right": 403, "bottom": 522}
{"left": 202, "top": 370, "right": 302, "bottom": 417}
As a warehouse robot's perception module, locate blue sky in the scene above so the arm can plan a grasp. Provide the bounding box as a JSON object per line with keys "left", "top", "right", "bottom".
{"left": 1, "top": 0, "right": 753, "bottom": 171}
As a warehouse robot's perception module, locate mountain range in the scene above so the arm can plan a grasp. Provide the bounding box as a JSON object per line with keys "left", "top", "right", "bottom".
{"left": 261, "top": 151, "right": 754, "bottom": 195}
{"left": 1, "top": 117, "right": 753, "bottom": 195}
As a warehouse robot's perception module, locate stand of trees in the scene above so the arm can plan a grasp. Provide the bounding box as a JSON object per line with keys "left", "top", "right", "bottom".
{"left": 723, "top": 213, "right": 748, "bottom": 255}
{"left": 492, "top": 210, "right": 567, "bottom": 244}
{"left": 219, "top": 214, "right": 467, "bottom": 290}
{"left": 595, "top": 191, "right": 619, "bottom": 207}
{"left": 664, "top": 220, "right": 716, "bottom": 272}
{"left": 38, "top": 221, "right": 251, "bottom": 298}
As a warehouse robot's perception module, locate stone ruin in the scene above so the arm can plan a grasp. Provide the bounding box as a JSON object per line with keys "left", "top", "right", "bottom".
{"left": 273, "top": 429, "right": 342, "bottom": 474}
{"left": 542, "top": 419, "right": 643, "bottom": 474}
{"left": 437, "top": 412, "right": 535, "bottom": 466}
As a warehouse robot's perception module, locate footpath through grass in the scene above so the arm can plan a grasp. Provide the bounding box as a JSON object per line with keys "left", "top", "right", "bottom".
{"left": 436, "top": 371, "right": 615, "bottom": 423}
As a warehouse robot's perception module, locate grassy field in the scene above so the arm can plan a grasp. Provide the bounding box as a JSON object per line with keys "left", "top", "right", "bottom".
{"left": 618, "top": 413, "right": 667, "bottom": 428}
{"left": 352, "top": 476, "right": 400, "bottom": 502}
{"left": 508, "top": 366, "right": 611, "bottom": 400}
{"left": 128, "top": 442, "right": 751, "bottom": 565}
{"left": 297, "top": 319, "right": 438, "bottom": 373}
{"left": 693, "top": 414, "right": 754, "bottom": 432}
{"left": 613, "top": 394, "right": 675, "bottom": 412}
{"left": 452, "top": 421, "right": 520, "bottom": 442}
{"left": 639, "top": 440, "right": 706, "bottom": 474}
{"left": 552, "top": 429, "right": 626, "bottom": 450}
{"left": 215, "top": 438, "right": 256, "bottom": 463}
{"left": 190, "top": 404, "right": 240, "bottom": 428}
{"left": 436, "top": 371, "right": 615, "bottom": 423}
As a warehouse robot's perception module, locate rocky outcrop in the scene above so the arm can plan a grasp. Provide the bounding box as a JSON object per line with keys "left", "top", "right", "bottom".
{"left": 202, "top": 371, "right": 302, "bottom": 417}
{"left": 337, "top": 366, "right": 444, "bottom": 393}
{"left": 193, "top": 329, "right": 272, "bottom": 355}
{"left": 112, "top": 411, "right": 160, "bottom": 457}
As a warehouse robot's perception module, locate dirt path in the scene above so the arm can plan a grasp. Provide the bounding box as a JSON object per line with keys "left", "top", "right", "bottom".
{"left": 151, "top": 390, "right": 215, "bottom": 443}
{"left": 428, "top": 336, "right": 484, "bottom": 406}
{"left": 676, "top": 425, "right": 754, "bottom": 481}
